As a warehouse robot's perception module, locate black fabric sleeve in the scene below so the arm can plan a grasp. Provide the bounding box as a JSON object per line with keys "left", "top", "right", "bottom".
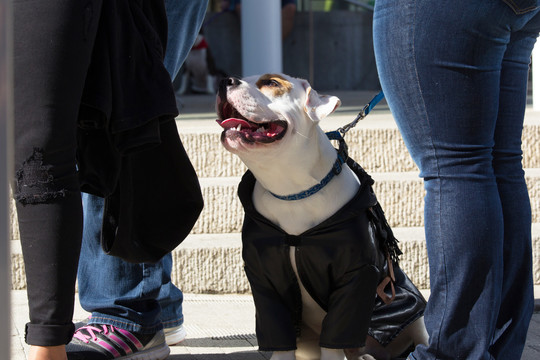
{"left": 244, "top": 265, "right": 299, "bottom": 351}
{"left": 319, "top": 264, "right": 380, "bottom": 349}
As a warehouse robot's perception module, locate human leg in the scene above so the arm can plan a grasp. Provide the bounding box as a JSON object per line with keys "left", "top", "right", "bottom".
{"left": 165, "top": 0, "right": 208, "bottom": 108}
{"left": 68, "top": 192, "right": 176, "bottom": 358}
{"left": 77, "top": 194, "right": 166, "bottom": 334}
{"left": 163, "top": 0, "right": 209, "bottom": 79}
{"left": 13, "top": 0, "right": 102, "bottom": 355}
{"left": 488, "top": 10, "right": 540, "bottom": 358}
{"left": 73, "top": 0, "right": 207, "bottom": 347}
{"left": 374, "top": 0, "right": 538, "bottom": 358}
{"left": 28, "top": 346, "right": 68, "bottom": 360}
{"left": 78, "top": 193, "right": 185, "bottom": 339}
{"left": 141, "top": 0, "right": 208, "bottom": 332}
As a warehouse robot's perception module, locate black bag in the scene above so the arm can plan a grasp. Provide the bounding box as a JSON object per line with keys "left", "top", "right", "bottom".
{"left": 101, "top": 119, "right": 203, "bottom": 263}
{"left": 76, "top": 0, "right": 203, "bottom": 263}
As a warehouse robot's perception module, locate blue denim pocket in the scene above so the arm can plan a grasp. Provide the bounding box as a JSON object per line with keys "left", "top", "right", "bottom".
{"left": 502, "top": 0, "right": 540, "bottom": 14}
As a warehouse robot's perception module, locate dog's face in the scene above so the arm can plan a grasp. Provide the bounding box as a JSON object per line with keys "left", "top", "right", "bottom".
{"left": 216, "top": 73, "right": 341, "bottom": 155}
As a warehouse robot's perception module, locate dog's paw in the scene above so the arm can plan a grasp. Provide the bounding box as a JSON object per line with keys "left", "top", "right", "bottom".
{"left": 344, "top": 348, "right": 380, "bottom": 360}
{"left": 358, "top": 356, "right": 377, "bottom": 360}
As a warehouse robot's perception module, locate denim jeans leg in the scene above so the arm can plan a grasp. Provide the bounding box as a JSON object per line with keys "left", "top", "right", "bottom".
{"left": 155, "top": 253, "right": 184, "bottom": 330}
{"left": 374, "top": 0, "right": 538, "bottom": 358}
{"left": 159, "top": 0, "right": 208, "bottom": 327}
{"left": 78, "top": 193, "right": 166, "bottom": 334}
{"left": 489, "top": 11, "right": 540, "bottom": 357}
{"left": 77, "top": 0, "right": 208, "bottom": 333}
{"left": 164, "top": 0, "right": 208, "bottom": 79}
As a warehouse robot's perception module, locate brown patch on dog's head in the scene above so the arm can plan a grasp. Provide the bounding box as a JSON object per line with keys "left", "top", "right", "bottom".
{"left": 256, "top": 74, "right": 293, "bottom": 97}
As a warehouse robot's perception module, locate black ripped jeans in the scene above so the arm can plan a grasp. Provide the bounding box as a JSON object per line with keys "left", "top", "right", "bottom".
{"left": 13, "top": 0, "right": 102, "bottom": 346}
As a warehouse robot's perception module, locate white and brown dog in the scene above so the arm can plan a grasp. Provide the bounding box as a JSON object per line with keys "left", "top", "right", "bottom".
{"left": 216, "top": 73, "right": 429, "bottom": 360}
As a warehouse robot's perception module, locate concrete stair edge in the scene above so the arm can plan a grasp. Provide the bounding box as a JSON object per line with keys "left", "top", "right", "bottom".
{"left": 177, "top": 124, "right": 540, "bottom": 177}
{"left": 8, "top": 169, "right": 540, "bottom": 236}
{"left": 190, "top": 172, "right": 540, "bottom": 233}
{"left": 10, "top": 224, "right": 540, "bottom": 293}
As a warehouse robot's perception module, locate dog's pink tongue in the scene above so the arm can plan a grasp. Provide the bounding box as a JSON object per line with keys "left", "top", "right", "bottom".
{"left": 217, "top": 118, "right": 252, "bottom": 130}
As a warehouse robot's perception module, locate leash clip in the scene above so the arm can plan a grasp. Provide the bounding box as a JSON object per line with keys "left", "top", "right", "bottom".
{"left": 337, "top": 91, "right": 385, "bottom": 136}
{"left": 338, "top": 106, "right": 367, "bottom": 136}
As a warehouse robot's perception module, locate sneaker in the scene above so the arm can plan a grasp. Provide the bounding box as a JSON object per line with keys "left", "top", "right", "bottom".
{"left": 163, "top": 324, "right": 186, "bottom": 346}
{"left": 74, "top": 317, "right": 186, "bottom": 347}
{"left": 66, "top": 324, "right": 170, "bottom": 360}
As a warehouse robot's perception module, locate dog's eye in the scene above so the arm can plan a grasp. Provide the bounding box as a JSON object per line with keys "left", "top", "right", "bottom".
{"left": 263, "top": 79, "right": 280, "bottom": 87}
{"left": 256, "top": 75, "right": 292, "bottom": 96}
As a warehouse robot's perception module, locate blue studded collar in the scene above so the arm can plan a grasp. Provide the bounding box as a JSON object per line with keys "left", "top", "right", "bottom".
{"left": 269, "top": 131, "right": 348, "bottom": 201}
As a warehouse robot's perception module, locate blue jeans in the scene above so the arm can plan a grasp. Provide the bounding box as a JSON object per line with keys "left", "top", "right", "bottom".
{"left": 373, "top": 1, "right": 539, "bottom": 359}
{"left": 78, "top": 194, "right": 182, "bottom": 333}
{"left": 77, "top": 0, "right": 208, "bottom": 334}
{"left": 163, "top": 0, "right": 210, "bottom": 80}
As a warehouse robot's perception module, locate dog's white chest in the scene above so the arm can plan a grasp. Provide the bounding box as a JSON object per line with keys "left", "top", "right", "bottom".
{"left": 252, "top": 166, "right": 360, "bottom": 236}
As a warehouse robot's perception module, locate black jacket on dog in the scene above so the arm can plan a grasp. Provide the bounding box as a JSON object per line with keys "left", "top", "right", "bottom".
{"left": 238, "top": 160, "right": 426, "bottom": 351}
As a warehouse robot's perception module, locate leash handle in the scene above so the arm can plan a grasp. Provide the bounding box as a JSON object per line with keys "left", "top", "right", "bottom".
{"left": 338, "top": 90, "right": 385, "bottom": 136}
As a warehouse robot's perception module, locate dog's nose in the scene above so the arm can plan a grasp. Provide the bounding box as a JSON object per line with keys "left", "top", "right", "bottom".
{"left": 218, "top": 77, "right": 241, "bottom": 100}
{"left": 222, "top": 77, "right": 241, "bottom": 88}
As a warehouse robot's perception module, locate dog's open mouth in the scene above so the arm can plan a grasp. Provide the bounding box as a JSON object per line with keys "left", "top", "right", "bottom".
{"left": 216, "top": 101, "right": 287, "bottom": 144}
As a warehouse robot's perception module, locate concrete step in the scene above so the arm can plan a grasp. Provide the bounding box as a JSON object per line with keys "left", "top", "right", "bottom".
{"left": 11, "top": 224, "right": 540, "bottom": 293}
{"left": 8, "top": 169, "right": 540, "bottom": 238}
{"left": 191, "top": 169, "right": 540, "bottom": 233}
{"left": 176, "top": 116, "right": 540, "bottom": 177}
{"left": 119, "top": 169, "right": 540, "bottom": 237}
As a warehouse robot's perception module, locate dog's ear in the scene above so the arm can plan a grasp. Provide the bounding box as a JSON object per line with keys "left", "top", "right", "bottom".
{"left": 303, "top": 86, "right": 341, "bottom": 123}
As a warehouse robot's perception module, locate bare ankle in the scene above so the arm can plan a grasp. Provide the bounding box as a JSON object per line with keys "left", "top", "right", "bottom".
{"left": 28, "top": 345, "right": 67, "bottom": 360}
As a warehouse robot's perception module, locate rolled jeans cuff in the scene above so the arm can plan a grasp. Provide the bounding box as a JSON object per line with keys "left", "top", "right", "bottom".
{"left": 25, "top": 322, "right": 75, "bottom": 346}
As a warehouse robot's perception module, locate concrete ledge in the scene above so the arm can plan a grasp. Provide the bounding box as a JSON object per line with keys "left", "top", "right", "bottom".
{"left": 190, "top": 169, "right": 540, "bottom": 233}
{"left": 9, "top": 169, "right": 540, "bottom": 237}
{"left": 11, "top": 224, "right": 540, "bottom": 292}
{"left": 178, "top": 123, "right": 540, "bottom": 178}
{"left": 170, "top": 231, "right": 433, "bottom": 294}
{"left": 155, "top": 225, "right": 540, "bottom": 293}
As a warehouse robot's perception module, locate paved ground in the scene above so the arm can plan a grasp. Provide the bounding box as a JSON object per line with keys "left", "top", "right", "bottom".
{"left": 10, "top": 289, "right": 540, "bottom": 360}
